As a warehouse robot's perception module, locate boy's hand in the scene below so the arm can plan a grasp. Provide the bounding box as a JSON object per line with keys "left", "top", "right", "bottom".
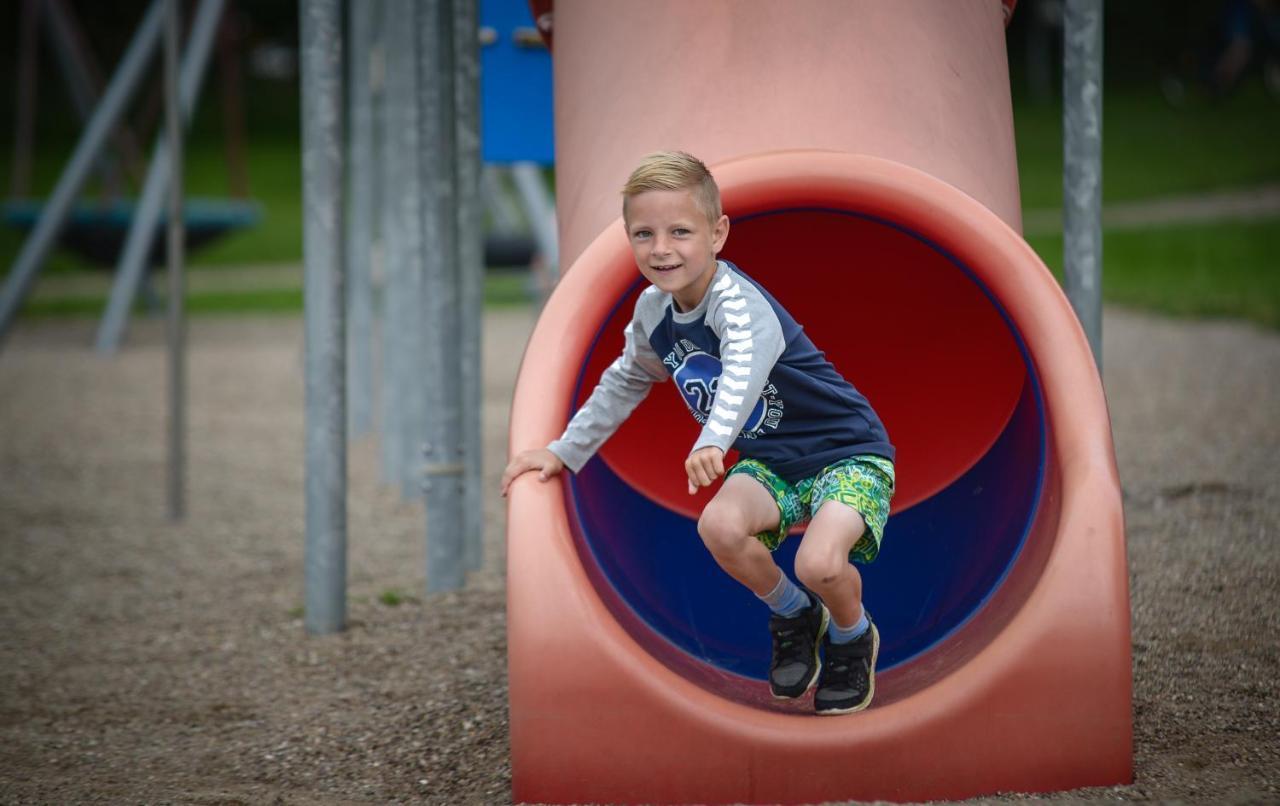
{"left": 501, "top": 448, "right": 565, "bottom": 497}
{"left": 685, "top": 446, "right": 726, "bottom": 495}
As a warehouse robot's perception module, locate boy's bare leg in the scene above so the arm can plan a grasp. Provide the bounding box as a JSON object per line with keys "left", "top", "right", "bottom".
{"left": 793, "top": 500, "right": 868, "bottom": 628}
{"left": 799, "top": 500, "right": 879, "bottom": 715}
{"left": 696, "top": 474, "right": 785, "bottom": 595}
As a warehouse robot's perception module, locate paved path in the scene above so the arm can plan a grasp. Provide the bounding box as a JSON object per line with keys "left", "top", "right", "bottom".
{"left": 1022, "top": 183, "right": 1280, "bottom": 236}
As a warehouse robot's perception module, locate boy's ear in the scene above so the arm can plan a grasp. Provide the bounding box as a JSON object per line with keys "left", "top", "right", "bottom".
{"left": 712, "top": 214, "right": 730, "bottom": 253}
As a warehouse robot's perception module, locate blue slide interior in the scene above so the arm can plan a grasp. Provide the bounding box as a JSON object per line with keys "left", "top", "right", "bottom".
{"left": 565, "top": 251, "right": 1046, "bottom": 683}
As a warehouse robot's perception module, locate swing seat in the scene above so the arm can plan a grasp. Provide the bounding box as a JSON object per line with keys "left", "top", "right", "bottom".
{"left": 3, "top": 197, "right": 261, "bottom": 268}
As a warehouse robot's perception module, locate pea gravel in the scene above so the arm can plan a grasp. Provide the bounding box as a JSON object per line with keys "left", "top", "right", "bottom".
{"left": 1, "top": 306, "right": 1276, "bottom": 805}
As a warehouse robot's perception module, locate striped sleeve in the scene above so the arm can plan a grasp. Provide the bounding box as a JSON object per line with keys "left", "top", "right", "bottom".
{"left": 690, "top": 272, "right": 786, "bottom": 454}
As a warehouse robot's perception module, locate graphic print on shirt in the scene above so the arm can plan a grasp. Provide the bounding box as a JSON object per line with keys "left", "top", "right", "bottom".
{"left": 673, "top": 349, "right": 763, "bottom": 433}
{"left": 665, "top": 341, "right": 783, "bottom": 440}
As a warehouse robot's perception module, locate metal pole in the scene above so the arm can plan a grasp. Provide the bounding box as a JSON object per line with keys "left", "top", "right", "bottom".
{"left": 454, "top": 0, "right": 484, "bottom": 572}
{"left": 96, "top": 0, "right": 226, "bottom": 355}
{"left": 510, "top": 161, "right": 559, "bottom": 283}
{"left": 481, "top": 165, "right": 525, "bottom": 233}
{"left": 41, "top": 0, "right": 141, "bottom": 194}
{"left": 420, "top": 0, "right": 465, "bottom": 592}
{"left": 346, "top": 0, "right": 377, "bottom": 438}
{"left": 375, "top": 5, "right": 397, "bottom": 481}
{"left": 0, "top": 0, "right": 164, "bottom": 347}
{"left": 301, "top": 0, "right": 347, "bottom": 636}
{"left": 378, "top": 0, "right": 406, "bottom": 485}
{"left": 1063, "top": 0, "right": 1104, "bottom": 370}
{"left": 165, "top": 0, "right": 187, "bottom": 521}
{"left": 381, "top": 0, "right": 426, "bottom": 497}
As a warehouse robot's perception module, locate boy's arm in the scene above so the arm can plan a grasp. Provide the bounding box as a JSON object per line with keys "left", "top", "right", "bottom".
{"left": 547, "top": 314, "right": 667, "bottom": 472}
{"left": 691, "top": 274, "right": 787, "bottom": 454}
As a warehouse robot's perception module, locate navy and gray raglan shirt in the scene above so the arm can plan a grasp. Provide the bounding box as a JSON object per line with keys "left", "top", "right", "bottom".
{"left": 548, "top": 260, "right": 894, "bottom": 483}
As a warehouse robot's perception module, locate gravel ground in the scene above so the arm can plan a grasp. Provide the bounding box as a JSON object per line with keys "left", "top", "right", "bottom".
{"left": 1, "top": 306, "right": 1277, "bottom": 805}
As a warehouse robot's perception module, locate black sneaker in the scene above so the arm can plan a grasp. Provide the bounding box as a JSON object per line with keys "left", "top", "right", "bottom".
{"left": 814, "top": 616, "right": 879, "bottom": 715}
{"left": 767, "top": 592, "right": 829, "bottom": 699}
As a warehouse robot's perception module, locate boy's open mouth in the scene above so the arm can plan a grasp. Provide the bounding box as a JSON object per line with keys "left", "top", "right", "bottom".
{"left": 652, "top": 264, "right": 681, "bottom": 272}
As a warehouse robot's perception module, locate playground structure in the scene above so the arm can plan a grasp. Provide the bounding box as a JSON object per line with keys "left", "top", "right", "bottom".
{"left": 3, "top": 0, "right": 515, "bottom": 601}
{"left": 506, "top": 2, "right": 1128, "bottom": 803}
{"left": 0, "top": 0, "right": 261, "bottom": 354}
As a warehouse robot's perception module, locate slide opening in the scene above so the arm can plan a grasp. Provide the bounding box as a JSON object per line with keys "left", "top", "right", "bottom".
{"left": 564, "top": 202, "right": 1046, "bottom": 707}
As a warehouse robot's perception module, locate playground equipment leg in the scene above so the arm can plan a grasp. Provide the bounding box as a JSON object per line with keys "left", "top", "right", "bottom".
{"left": 345, "top": 0, "right": 378, "bottom": 439}
{"left": 1063, "top": 0, "right": 1105, "bottom": 370}
{"left": 300, "top": 0, "right": 347, "bottom": 636}
{"left": 164, "top": 0, "right": 187, "bottom": 522}
{"left": 377, "top": 0, "right": 406, "bottom": 487}
{"left": 454, "top": 0, "right": 485, "bottom": 573}
{"left": 509, "top": 161, "right": 558, "bottom": 281}
{"left": 419, "top": 0, "right": 467, "bottom": 593}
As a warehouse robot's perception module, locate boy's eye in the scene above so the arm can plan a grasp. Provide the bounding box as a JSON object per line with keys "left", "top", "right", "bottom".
{"left": 673, "top": 228, "right": 690, "bottom": 236}
{"left": 633, "top": 230, "right": 651, "bottom": 239}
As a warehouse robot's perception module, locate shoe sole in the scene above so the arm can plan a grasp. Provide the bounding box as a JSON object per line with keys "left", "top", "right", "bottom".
{"left": 770, "top": 603, "right": 830, "bottom": 700}
{"left": 815, "top": 622, "right": 879, "bottom": 716}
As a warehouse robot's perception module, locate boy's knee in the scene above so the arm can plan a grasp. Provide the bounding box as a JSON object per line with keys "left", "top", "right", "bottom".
{"left": 793, "top": 545, "right": 846, "bottom": 590}
{"left": 697, "top": 504, "right": 752, "bottom": 556}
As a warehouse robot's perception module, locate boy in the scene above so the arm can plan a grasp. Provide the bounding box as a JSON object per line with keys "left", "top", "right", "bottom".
{"left": 501, "top": 151, "right": 895, "bottom": 715}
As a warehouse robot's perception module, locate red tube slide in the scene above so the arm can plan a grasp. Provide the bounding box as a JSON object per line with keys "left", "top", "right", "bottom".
{"left": 507, "top": 3, "right": 1131, "bottom": 803}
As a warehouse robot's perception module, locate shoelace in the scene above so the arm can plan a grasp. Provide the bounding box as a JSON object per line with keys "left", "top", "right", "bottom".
{"left": 771, "top": 621, "right": 810, "bottom": 663}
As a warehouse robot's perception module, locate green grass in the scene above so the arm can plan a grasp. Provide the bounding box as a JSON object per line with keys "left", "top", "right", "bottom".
{"left": 378, "top": 588, "right": 417, "bottom": 607}
{"left": 1014, "top": 83, "right": 1280, "bottom": 209}
{"left": 19, "top": 270, "right": 536, "bottom": 318}
{"left": 183, "top": 140, "right": 303, "bottom": 266}
{"left": 4, "top": 83, "right": 1279, "bottom": 327}
{"left": 1026, "top": 216, "right": 1280, "bottom": 328}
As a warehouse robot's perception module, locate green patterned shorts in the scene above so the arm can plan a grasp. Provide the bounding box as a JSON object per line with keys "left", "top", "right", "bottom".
{"left": 727, "top": 455, "right": 895, "bottom": 564}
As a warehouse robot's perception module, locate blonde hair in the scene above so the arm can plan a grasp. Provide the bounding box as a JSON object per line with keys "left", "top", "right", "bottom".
{"left": 621, "top": 151, "right": 722, "bottom": 224}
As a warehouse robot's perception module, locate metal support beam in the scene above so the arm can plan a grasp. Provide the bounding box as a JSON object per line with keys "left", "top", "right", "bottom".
{"left": 95, "top": 0, "right": 226, "bottom": 354}
{"left": 41, "top": 0, "right": 147, "bottom": 191}
{"left": 1063, "top": 0, "right": 1104, "bottom": 370}
{"left": 454, "top": 0, "right": 484, "bottom": 572}
{"left": 420, "top": 0, "right": 465, "bottom": 593}
{"left": 345, "top": 0, "right": 378, "bottom": 438}
{"left": 381, "top": 0, "right": 426, "bottom": 497}
{"left": 164, "top": 0, "right": 187, "bottom": 521}
{"left": 510, "top": 161, "right": 559, "bottom": 283}
{"left": 481, "top": 165, "right": 525, "bottom": 233}
{"left": 0, "top": 0, "right": 164, "bottom": 348}
{"left": 300, "top": 0, "right": 347, "bottom": 635}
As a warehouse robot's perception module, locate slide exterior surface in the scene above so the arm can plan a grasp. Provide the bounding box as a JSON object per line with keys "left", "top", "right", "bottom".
{"left": 508, "top": 3, "right": 1131, "bottom": 803}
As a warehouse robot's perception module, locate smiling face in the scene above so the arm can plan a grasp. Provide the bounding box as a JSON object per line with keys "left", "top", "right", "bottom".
{"left": 624, "top": 187, "right": 730, "bottom": 312}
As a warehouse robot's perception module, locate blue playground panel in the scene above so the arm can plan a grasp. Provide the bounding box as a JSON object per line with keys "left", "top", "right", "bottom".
{"left": 480, "top": 0, "right": 554, "bottom": 164}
